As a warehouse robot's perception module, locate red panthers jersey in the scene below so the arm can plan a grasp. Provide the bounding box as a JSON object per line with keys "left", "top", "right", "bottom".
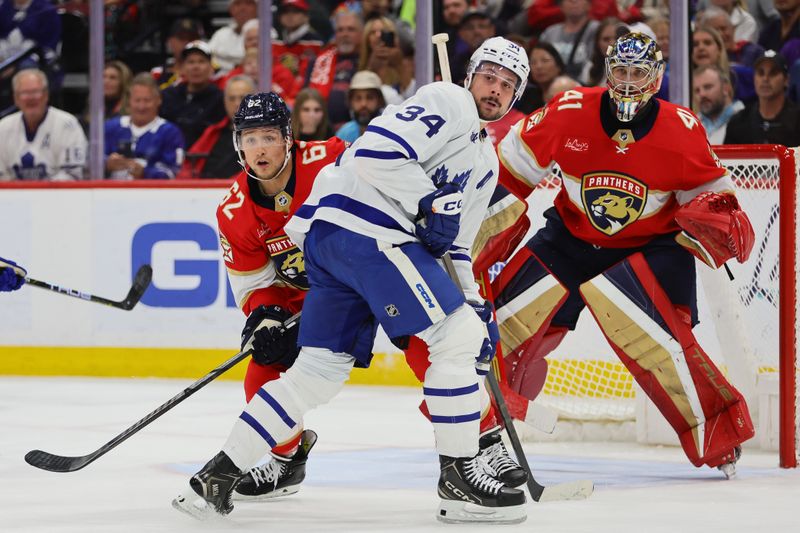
{"left": 217, "top": 137, "right": 347, "bottom": 316}
{"left": 498, "top": 87, "right": 736, "bottom": 248}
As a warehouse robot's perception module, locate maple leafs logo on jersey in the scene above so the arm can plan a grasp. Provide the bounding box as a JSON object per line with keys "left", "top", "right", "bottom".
{"left": 431, "top": 165, "right": 448, "bottom": 187}
{"left": 581, "top": 172, "right": 647, "bottom": 236}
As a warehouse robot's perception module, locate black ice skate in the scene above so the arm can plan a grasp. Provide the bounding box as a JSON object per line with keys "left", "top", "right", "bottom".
{"left": 234, "top": 429, "right": 318, "bottom": 501}
{"left": 717, "top": 445, "right": 742, "bottom": 480}
{"left": 479, "top": 428, "right": 528, "bottom": 488}
{"left": 437, "top": 454, "right": 527, "bottom": 524}
{"left": 172, "top": 451, "right": 243, "bottom": 520}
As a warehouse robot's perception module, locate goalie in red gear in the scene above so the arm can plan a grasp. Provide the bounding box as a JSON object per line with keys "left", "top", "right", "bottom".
{"left": 494, "top": 32, "right": 755, "bottom": 475}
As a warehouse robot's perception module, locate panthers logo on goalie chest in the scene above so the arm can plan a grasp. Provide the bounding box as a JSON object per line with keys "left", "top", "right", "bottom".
{"left": 581, "top": 172, "right": 647, "bottom": 236}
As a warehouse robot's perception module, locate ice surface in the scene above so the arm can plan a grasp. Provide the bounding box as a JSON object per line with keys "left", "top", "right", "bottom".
{"left": 2, "top": 377, "right": 797, "bottom": 532}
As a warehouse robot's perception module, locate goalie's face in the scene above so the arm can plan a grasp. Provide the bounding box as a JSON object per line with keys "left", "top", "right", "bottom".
{"left": 605, "top": 33, "right": 664, "bottom": 122}
{"left": 238, "top": 127, "right": 291, "bottom": 181}
{"left": 468, "top": 62, "right": 519, "bottom": 122}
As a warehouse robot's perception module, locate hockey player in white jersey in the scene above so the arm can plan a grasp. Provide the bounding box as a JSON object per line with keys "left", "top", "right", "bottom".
{"left": 0, "top": 69, "right": 86, "bottom": 181}
{"left": 173, "top": 37, "right": 531, "bottom": 524}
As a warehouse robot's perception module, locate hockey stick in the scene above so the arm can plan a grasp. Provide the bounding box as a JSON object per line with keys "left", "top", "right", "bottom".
{"left": 22, "top": 264, "right": 153, "bottom": 311}
{"left": 25, "top": 312, "right": 302, "bottom": 473}
{"left": 442, "top": 255, "right": 593, "bottom": 502}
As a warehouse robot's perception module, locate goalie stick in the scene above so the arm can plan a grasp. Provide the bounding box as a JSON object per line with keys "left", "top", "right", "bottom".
{"left": 25, "top": 312, "right": 301, "bottom": 473}
{"left": 23, "top": 264, "right": 153, "bottom": 311}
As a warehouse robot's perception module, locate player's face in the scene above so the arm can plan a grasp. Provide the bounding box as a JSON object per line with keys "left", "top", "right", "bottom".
{"left": 224, "top": 80, "right": 252, "bottom": 121}
{"left": 128, "top": 85, "right": 161, "bottom": 126}
{"left": 754, "top": 62, "right": 788, "bottom": 100}
{"left": 692, "top": 31, "right": 720, "bottom": 67}
{"left": 182, "top": 53, "right": 214, "bottom": 85}
{"left": 693, "top": 70, "right": 728, "bottom": 117}
{"left": 335, "top": 13, "right": 362, "bottom": 55}
{"left": 469, "top": 63, "right": 518, "bottom": 122}
{"left": 240, "top": 127, "right": 289, "bottom": 180}
{"left": 530, "top": 48, "right": 561, "bottom": 85}
{"left": 299, "top": 99, "right": 324, "bottom": 133}
{"left": 13, "top": 73, "right": 48, "bottom": 120}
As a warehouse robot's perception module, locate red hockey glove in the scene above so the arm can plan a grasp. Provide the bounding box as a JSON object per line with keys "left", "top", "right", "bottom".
{"left": 674, "top": 192, "right": 755, "bottom": 269}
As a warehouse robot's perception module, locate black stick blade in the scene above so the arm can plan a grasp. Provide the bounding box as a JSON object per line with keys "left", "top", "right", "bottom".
{"left": 25, "top": 449, "right": 96, "bottom": 473}
{"left": 121, "top": 264, "right": 152, "bottom": 310}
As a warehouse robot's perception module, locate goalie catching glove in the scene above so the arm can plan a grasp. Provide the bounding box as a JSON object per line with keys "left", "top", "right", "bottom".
{"left": 415, "top": 183, "right": 463, "bottom": 258}
{"left": 241, "top": 305, "right": 300, "bottom": 367}
{"left": 0, "top": 257, "right": 26, "bottom": 292}
{"left": 674, "top": 192, "right": 755, "bottom": 269}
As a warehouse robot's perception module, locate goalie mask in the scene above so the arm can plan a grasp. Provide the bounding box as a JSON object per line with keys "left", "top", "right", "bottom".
{"left": 605, "top": 32, "right": 665, "bottom": 122}
{"left": 233, "top": 92, "right": 293, "bottom": 181}
{"left": 465, "top": 36, "right": 530, "bottom": 120}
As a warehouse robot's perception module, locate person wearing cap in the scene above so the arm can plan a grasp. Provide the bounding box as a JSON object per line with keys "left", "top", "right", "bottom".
{"left": 273, "top": 0, "right": 324, "bottom": 89}
{"left": 334, "top": 70, "right": 386, "bottom": 143}
{"left": 209, "top": 0, "right": 258, "bottom": 73}
{"left": 725, "top": 49, "right": 800, "bottom": 145}
{"left": 160, "top": 41, "right": 227, "bottom": 148}
{"left": 450, "top": 8, "right": 497, "bottom": 85}
{"left": 152, "top": 17, "right": 205, "bottom": 90}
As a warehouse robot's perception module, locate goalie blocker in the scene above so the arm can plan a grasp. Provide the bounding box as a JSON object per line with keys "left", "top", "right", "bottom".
{"left": 493, "top": 216, "right": 755, "bottom": 469}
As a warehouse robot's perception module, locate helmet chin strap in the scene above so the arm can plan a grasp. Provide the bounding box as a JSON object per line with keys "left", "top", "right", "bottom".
{"left": 241, "top": 138, "right": 292, "bottom": 185}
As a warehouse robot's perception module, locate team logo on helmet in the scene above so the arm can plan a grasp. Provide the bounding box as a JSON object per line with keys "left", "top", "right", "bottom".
{"left": 605, "top": 32, "right": 664, "bottom": 122}
{"left": 582, "top": 172, "right": 647, "bottom": 236}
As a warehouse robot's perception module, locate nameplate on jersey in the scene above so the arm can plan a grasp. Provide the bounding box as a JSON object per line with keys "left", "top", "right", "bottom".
{"left": 265, "top": 234, "right": 309, "bottom": 290}
{"left": 581, "top": 172, "right": 647, "bottom": 236}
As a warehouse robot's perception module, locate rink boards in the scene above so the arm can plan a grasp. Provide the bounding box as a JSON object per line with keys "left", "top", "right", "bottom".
{"left": 0, "top": 182, "right": 417, "bottom": 384}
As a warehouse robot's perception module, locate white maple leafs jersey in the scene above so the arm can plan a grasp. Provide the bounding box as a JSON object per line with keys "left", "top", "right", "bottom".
{"left": 0, "top": 107, "right": 87, "bottom": 181}
{"left": 285, "top": 82, "right": 499, "bottom": 301}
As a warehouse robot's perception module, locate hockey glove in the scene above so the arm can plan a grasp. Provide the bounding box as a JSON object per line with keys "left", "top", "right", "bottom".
{"left": 241, "top": 305, "right": 300, "bottom": 367}
{"left": 469, "top": 300, "right": 500, "bottom": 376}
{"left": 674, "top": 192, "right": 755, "bottom": 269}
{"left": 415, "top": 183, "right": 463, "bottom": 258}
{"left": 0, "top": 257, "right": 26, "bottom": 292}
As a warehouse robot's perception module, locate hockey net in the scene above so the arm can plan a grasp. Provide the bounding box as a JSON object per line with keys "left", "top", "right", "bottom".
{"left": 506, "top": 145, "right": 799, "bottom": 468}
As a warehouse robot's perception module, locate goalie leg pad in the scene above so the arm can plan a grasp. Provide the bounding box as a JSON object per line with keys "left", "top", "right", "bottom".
{"left": 579, "top": 252, "right": 754, "bottom": 467}
{"left": 224, "top": 347, "right": 355, "bottom": 470}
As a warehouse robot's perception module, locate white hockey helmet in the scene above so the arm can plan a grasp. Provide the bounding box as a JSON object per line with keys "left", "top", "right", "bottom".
{"left": 465, "top": 36, "right": 530, "bottom": 114}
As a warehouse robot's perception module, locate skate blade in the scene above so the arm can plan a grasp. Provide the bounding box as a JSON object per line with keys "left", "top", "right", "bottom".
{"left": 233, "top": 484, "right": 301, "bottom": 501}
{"left": 719, "top": 463, "right": 737, "bottom": 480}
{"left": 436, "top": 499, "right": 526, "bottom": 524}
{"left": 171, "top": 490, "right": 228, "bottom": 521}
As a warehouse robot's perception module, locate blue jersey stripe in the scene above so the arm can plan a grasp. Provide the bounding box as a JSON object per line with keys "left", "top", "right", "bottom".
{"left": 255, "top": 388, "right": 296, "bottom": 428}
{"left": 354, "top": 148, "right": 408, "bottom": 160}
{"left": 365, "top": 125, "right": 419, "bottom": 160}
{"left": 449, "top": 252, "right": 471, "bottom": 262}
{"left": 239, "top": 412, "right": 277, "bottom": 447}
{"left": 430, "top": 412, "right": 481, "bottom": 424}
{"left": 477, "top": 170, "right": 494, "bottom": 189}
{"left": 295, "top": 194, "right": 414, "bottom": 236}
{"left": 423, "top": 382, "right": 480, "bottom": 397}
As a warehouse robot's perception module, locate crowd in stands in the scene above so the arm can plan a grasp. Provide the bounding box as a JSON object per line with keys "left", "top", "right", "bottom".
{"left": 0, "top": 0, "right": 799, "bottom": 182}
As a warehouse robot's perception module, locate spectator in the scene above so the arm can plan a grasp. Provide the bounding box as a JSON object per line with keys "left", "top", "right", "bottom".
{"left": 648, "top": 16, "right": 670, "bottom": 62}
{"left": 103, "top": 60, "right": 133, "bottom": 118}
{"left": 516, "top": 42, "right": 565, "bottom": 114}
{"left": 699, "top": 6, "right": 764, "bottom": 67}
{"left": 693, "top": 25, "right": 756, "bottom": 103}
{"left": 291, "top": 87, "right": 333, "bottom": 141}
{"left": 361, "top": 0, "right": 414, "bottom": 46}
{"left": 237, "top": 47, "right": 299, "bottom": 105}
{"left": 105, "top": 74, "right": 184, "bottom": 180}
{"left": 511, "top": 0, "right": 621, "bottom": 37}
{"left": 699, "top": 0, "right": 781, "bottom": 32}
{"left": 693, "top": 65, "right": 744, "bottom": 144}
{"left": 439, "top": 0, "right": 469, "bottom": 44}
{"left": 178, "top": 74, "right": 255, "bottom": 179}
{"left": 151, "top": 17, "right": 205, "bottom": 90}
{"left": 540, "top": 0, "right": 600, "bottom": 79}
{"left": 451, "top": 8, "right": 496, "bottom": 85}
{"left": 759, "top": 0, "right": 800, "bottom": 53}
{"left": 335, "top": 70, "right": 385, "bottom": 143}
{"left": 358, "top": 16, "right": 403, "bottom": 103}
{"left": 0, "top": 68, "right": 86, "bottom": 181}
{"left": 544, "top": 74, "right": 582, "bottom": 102}
{"left": 725, "top": 50, "right": 800, "bottom": 145}
{"left": 397, "top": 38, "right": 416, "bottom": 99}
{"left": 0, "top": 0, "right": 61, "bottom": 71}
{"left": 273, "top": 0, "right": 324, "bottom": 84}
{"left": 581, "top": 17, "right": 627, "bottom": 86}
{"left": 209, "top": 0, "right": 258, "bottom": 73}
{"left": 160, "top": 41, "right": 226, "bottom": 148}
{"left": 309, "top": 9, "right": 362, "bottom": 129}
{"left": 709, "top": 0, "right": 759, "bottom": 42}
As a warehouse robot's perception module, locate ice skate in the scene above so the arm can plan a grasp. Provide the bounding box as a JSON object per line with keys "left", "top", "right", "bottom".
{"left": 437, "top": 454, "right": 527, "bottom": 524}
{"left": 479, "top": 428, "right": 528, "bottom": 488}
{"left": 717, "top": 446, "right": 742, "bottom": 480}
{"left": 234, "top": 429, "right": 317, "bottom": 501}
{"left": 172, "top": 451, "right": 242, "bottom": 520}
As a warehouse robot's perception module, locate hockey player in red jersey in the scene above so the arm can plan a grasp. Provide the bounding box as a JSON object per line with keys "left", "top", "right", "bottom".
{"left": 494, "top": 33, "right": 756, "bottom": 476}
{"left": 217, "top": 91, "right": 347, "bottom": 500}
